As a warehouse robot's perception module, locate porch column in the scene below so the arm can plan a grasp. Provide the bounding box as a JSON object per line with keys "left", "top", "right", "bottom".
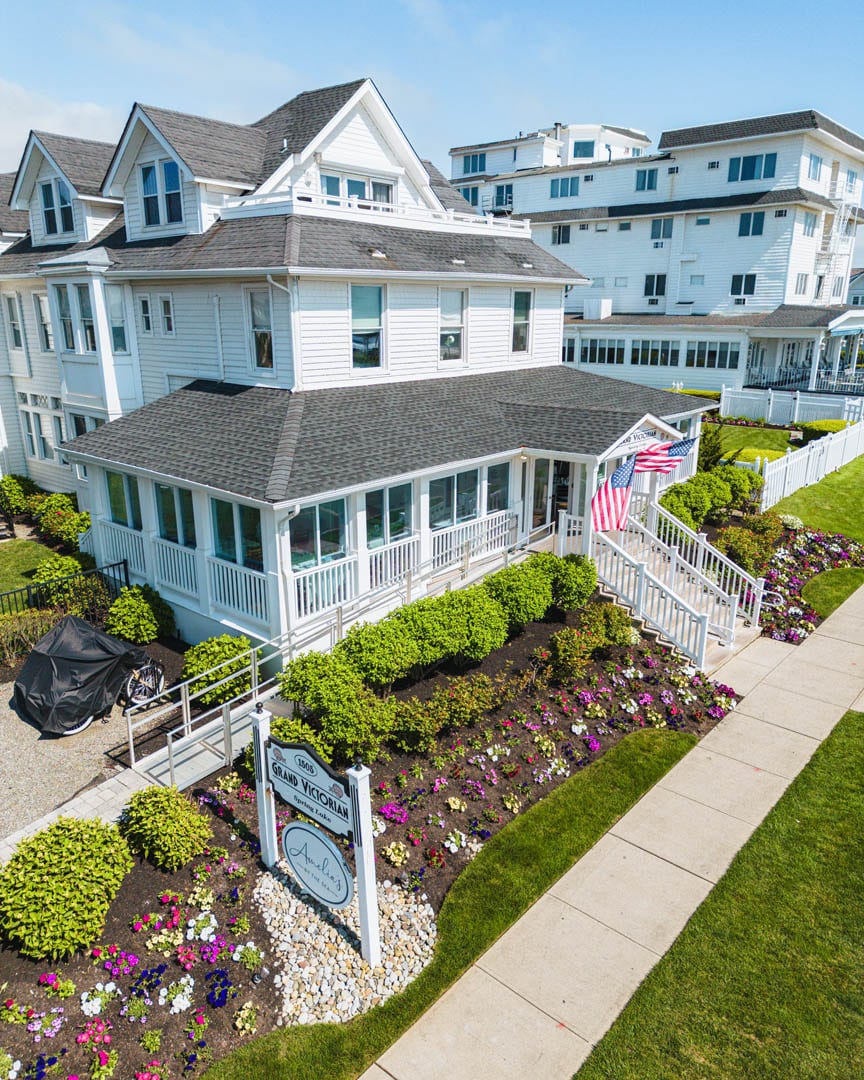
{"left": 418, "top": 481, "right": 431, "bottom": 568}
{"left": 581, "top": 461, "right": 598, "bottom": 557}
{"left": 137, "top": 477, "right": 158, "bottom": 587}
{"left": 807, "top": 334, "right": 822, "bottom": 390}
{"left": 261, "top": 506, "right": 284, "bottom": 640}
{"left": 354, "top": 493, "right": 371, "bottom": 597}
{"left": 829, "top": 336, "right": 842, "bottom": 380}
{"left": 193, "top": 489, "right": 214, "bottom": 620}
{"left": 90, "top": 278, "right": 123, "bottom": 420}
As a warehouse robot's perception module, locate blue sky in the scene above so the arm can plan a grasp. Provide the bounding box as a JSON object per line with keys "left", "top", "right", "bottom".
{"left": 2, "top": 0, "right": 864, "bottom": 175}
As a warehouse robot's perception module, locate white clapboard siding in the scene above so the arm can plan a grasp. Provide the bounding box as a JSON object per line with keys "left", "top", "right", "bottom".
{"left": 123, "top": 132, "right": 200, "bottom": 241}
{"left": 29, "top": 155, "right": 86, "bottom": 247}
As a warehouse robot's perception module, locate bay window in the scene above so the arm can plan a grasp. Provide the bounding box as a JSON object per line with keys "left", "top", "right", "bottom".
{"left": 366, "top": 483, "right": 412, "bottom": 548}
{"left": 289, "top": 499, "right": 347, "bottom": 569}
{"left": 33, "top": 294, "right": 53, "bottom": 352}
{"left": 439, "top": 289, "right": 465, "bottom": 362}
{"left": 351, "top": 285, "right": 383, "bottom": 368}
{"left": 211, "top": 499, "right": 263, "bottom": 571}
{"left": 248, "top": 289, "right": 273, "bottom": 370}
{"left": 512, "top": 290, "right": 532, "bottom": 352}
{"left": 106, "top": 471, "right": 142, "bottom": 530}
{"left": 106, "top": 285, "right": 128, "bottom": 353}
{"left": 156, "top": 484, "right": 196, "bottom": 548}
{"left": 75, "top": 285, "right": 97, "bottom": 352}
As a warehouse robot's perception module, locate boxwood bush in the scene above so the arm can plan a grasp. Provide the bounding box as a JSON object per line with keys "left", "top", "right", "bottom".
{"left": 800, "top": 419, "right": 850, "bottom": 444}
{"left": 529, "top": 553, "right": 597, "bottom": 611}
{"left": 482, "top": 561, "right": 553, "bottom": 631}
{"left": 438, "top": 585, "right": 508, "bottom": 660}
{"left": 578, "top": 601, "right": 638, "bottom": 648}
{"left": 0, "top": 817, "right": 132, "bottom": 959}
{"left": 335, "top": 618, "right": 421, "bottom": 690}
{"left": 548, "top": 626, "right": 597, "bottom": 684}
{"left": 244, "top": 714, "right": 332, "bottom": 771}
{"left": 105, "top": 585, "right": 175, "bottom": 644}
{"left": 180, "top": 634, "right": 252, "bottom": 706}
{"left": 119, "top": 786, "right": 212, "bottom": 872}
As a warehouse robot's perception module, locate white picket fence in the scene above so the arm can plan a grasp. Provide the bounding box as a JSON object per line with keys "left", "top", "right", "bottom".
{"left": 719, "top": 386, "right": 864, "bottom": 425}
{"left": 745, "top": 421, "right": 864, "bottom": 509}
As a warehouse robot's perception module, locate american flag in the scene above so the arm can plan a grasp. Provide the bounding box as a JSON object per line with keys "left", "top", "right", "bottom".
{"left": 633, "top": 438, "right": 696, "bottom": 474}
{"left": 591, "top": 454, "right": 636, "bottom": 531}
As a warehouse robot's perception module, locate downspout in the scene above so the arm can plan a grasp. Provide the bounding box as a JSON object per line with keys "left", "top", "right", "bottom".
{"left": 211, "top": 295, "right": 225, "bottom": 381}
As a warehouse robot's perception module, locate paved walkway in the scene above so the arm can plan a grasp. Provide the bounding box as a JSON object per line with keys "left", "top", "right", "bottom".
{"left": 362, "top": 587, "right": 864, "bottom": 1080}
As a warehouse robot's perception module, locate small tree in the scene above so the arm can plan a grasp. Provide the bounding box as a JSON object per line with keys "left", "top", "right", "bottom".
{"left": 698, "top": 422, "right": 739, "bottom": 472}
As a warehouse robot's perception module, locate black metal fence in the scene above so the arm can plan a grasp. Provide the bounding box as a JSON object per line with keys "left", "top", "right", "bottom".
{"left": 0, "top": 559, "right": 130, "bottom": 625}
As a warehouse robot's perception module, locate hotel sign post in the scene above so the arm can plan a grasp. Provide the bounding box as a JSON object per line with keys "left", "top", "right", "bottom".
{"left": 250, "top": 703, "right": 381, "bottom": 966}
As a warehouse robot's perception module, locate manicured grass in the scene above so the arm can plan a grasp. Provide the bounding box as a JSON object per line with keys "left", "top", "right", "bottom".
{"left": 774, "top": 453, "right": 864, "bottom": 541}
{"left": 205, "top": 729, "right": 696, "bottom": 1080}
{"left": 0, "top": 538, "right": 54, "bottom": 593}
{"left": 718, "top": 424, "right": 794, "bottom": 455}
{"left": 801, "top": 568, "right": 864, "bottom": 617}
{"left": 575, "top": 710, "right": 864, "bottom": 1080}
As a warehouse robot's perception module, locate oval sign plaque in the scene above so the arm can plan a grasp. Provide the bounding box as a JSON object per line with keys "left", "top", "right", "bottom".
{"left": 281, "top": 821, "right": 354, "bottom": 909}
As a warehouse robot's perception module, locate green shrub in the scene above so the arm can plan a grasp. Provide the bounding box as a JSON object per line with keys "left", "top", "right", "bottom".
{"left": 180, "top": 634, "right": 253, "bottom": 706}
{"left": 740, "top": 510, "right": 785, "bottom": 546}
{"left": 714, "top": 526, "right": 769, "bottom": 576}
{"left": 33, "top": 492, "right": 76, "bottom": 518}
{"left": 439, "top": 585, "right": 508, "bottom": 661}
{"left": 734, "top": 447, "right": 785, "bottom": 465}
{"left": 529, "top": 553, "right": 598, "bottom": 611}
{"left": 698, "top": 423, "right": 739, "bottom": 472}
{"left": 674, "top": 389, "right": 722, "bottom": 401}
{"left": 0, "top": 817, "right": 132, "bottom": 959}
{"left": 689, "top": 471, "right": 733, "bottom": 516}
{"left": 800, "top": 419, "right": 851, "bottom": 444}
{"left": 389, "top": 697, "right": 443, "bottom": 754}
{"left": 579, "top": 601, "right": 637, "bottom": 648}
{"left": 387, "top": 596, "right": 465, "bottom": 669}
{"left": 0, "top": 609, "right": 56, "bottom": 665}
{"left": 659, "top": 483, "right": 711, "bottom": 531}
{"left": 336, "top": 618, "right": 421, "bottom": 689}
{"left": 482, "top": 562, "right": 552, "bottom": 631}
{"left": 38, "top": 508, "right": 91, "bottom": 550}
{"left": 105, "top": 585, "right": 175, "bottom": 644}
{"left": 120, "top": 786, "right": 212, "bottom": 873}
{"left": 713, "top": 463, "right": 763, "bottom": 506}
{"left": 548, "top": 626, "right": 598, "bottom": 684}
{"left": 31, "top": 554, "right": 110, "bottom": 617}
{"left": 23, "top": 492, "right": 49, "bottom": 517}
{"left": 0, "top": 473, "right": 41, "bottom": 515}
{"left": 243, "top": 714, "right": 333, "bottom": 773}
{"left": 779, "top": 513, "right": 804, "bottom": 531}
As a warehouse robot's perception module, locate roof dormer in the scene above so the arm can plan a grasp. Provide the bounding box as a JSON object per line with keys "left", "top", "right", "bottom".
{"left": 10, "top": 131, "right": 120, "bottom": 248}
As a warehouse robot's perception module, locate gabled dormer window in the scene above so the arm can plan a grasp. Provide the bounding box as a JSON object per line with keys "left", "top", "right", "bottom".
{"left": 140, "top": 160, "right": 183, "bottom": 227}
{"left": 41, "top": 179, "right": 74, "bottom": 235}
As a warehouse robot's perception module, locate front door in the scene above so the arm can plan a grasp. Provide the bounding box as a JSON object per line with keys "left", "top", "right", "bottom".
{"left": 532, "top": 459, "right": 550, "bottom": 528}
{"left": 532, "top": 459, "right": 572, "bottom": 528}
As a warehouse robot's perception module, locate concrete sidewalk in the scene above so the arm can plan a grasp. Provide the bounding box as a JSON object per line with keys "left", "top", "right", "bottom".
{"left": 364, "top": 588, "right": 864, "bottom": 1080}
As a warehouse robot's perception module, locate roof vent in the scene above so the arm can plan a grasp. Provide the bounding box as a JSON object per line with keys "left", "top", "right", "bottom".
{"left": 451, "top": 257, "right": 466, "bottom": 265}
{"left": 521, "top": 262, "right": 533, "bottom": 269}
{"left": 370, "top": 248, "right": 387, "bottom": 259}
{"left": 281, "top": 137, "right": 289, "bottom": 153}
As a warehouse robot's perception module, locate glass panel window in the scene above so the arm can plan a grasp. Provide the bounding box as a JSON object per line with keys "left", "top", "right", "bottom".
{"left": 847, "top": 169, "right": 857, "bottom": 192}
{"left": 364, "top": 485, "right": 413, "bottom": 548}
{"left": 106, "top": 471, "right": 141, "bottom": 529}
{"left": 738, "top": 211, "right": 765, "bottom": 236}
{"left": 455, "top": 470, "right": 478, "bottom": 523}
{"left": 156, "top": 484, "right": 196, "bottom": 548}
{"left": 141, "top": 164, "right": 160, "bottom": 226}
{"left": 388, "top": 483, "right": 412, "bottom": 541}
{"left": 550, "top": 177, "right": 579, "bottom": 198}
{"left": 729, "top": 153, "right": 776, "bottom": 182}
{"left": 289, "top": 501, "right": 346, "bottom": 567}
{"left": 494, "top": 184, "right": 513, "bottom": 208}
{"left": 75, "top": 285, "right": 96, "bottom": 352}
{"left": 351, "top": 285, "right": 383, "bottom": 368}
{"left": 551, "top": 224, "right": 571, "bottom": 244}
{"left": 429, "top": 476, "right": 454, "bottom": 530}
{"left": 321, "top": 174, "right": 340, "bottom": 204}
{"left": 439, "top": 288, "right": 464, "bottom": 362}
{"left": 650, "top": 218, "right": 673, "bottom": 240}
{"left": 289, "top": 507, "right": 317, "bottom": 569}
{"left": 139, "top": 296, "right": 152, "bottom": 333}
{"left": 162, "top": 161, "right": 183, "bottom": 223}
{"left": 795, "top": 272, "right": 809, "bottom": 295}
{"left": 57, "top": 180, "right": 74, "bottom": 232}
{"left": 249, "top": 289, "right": 273, "bottom": 369}
{"left": 21, "top": 412, "right": 35, "bottom": 456}
{"left": 211, "top": 499, "right": 237, "bottom": 563}
{"left": 34, "top": 414, "right": 51, "bottom": 458}
{"left": 459, "top": 186, "right": 479, "bottom": 206}
{"left": 53, "top": 286, "right": 74, "bottom": 350}
{"left": 365, "top": 489, "right": 385, "bottom": 549}
{"left": 106, "top": 285, "right": 128, "bottom": 353}
{"left": 346, "top": 179, "right": 366, "bottom": 200}
{"left": 316, "top": 500, "right": 345, "bottom": 564}
{"left": 239, "top": 505, "right": 263, "bottom": 571}
{"left": 178, "top": 489, "right": 196, "bottom": 549}
{"left": 512, "top": 290, "right": 531, "bottom": 352}
{"left": 487, "top": 463, "right": 510, "bottom": 513}
{"left": 644, "top": 274, "right": 666, "bottom": 297}
{"left": 462, "top": 153, "right": 486, "bottom": 175}
{"left": 371, "top": 181, "right": 392, "bottom": 204}
{"left": 160, "top": 296, "right": 174, "bottom": 335}
{"left": 572, "top": 140, "right": 595, "bottom": 158}
{"left": 731, "top": 274, "right": 757, "bottom": 296}
{"left": 41, "top": 183, "right": 57, "bottom": 235}
{"left": 808, "top": 154, "right": 823, "bottom": 182}
{"left": 4, "top": 296, "right": 22, "bottom": 349}
{"left": 34, "top": 294, "right": 53, "bottom": 351}
{"left": 803, "top": 211, "right": 817, "bottom": 237}
{"left": 635, "top": 168, "right": 657, "bottom": 191}
{"left": 53, "top": 415, "right": 64, "bottom": 452}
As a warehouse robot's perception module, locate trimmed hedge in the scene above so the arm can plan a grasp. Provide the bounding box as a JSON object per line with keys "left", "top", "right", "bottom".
{"left": 0, "top": 473, "right": 41, "bottom": 515}
{"left": 105, "top": 584, "right": 176, "bottom": 644}
{"left": 735, "top": 447, "right": 786, "bottom": 464}
{"left": 800, "top": 419, "right": 851, "bottom": 444}
{"left": 181, "top": 634, "right": 253, "bottom": 706}
{"left": 120, "top": 786, "right": 212, "bottom": 872}
{"left": 481, "top": 561, "right": 553, "bottom": 631}
{"left": 672, "top": 388, "right": 722, "bottom": 401}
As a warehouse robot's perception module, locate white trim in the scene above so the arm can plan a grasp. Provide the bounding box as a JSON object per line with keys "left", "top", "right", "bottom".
{"left": 10, "top": 132, "right": 81, "bottom": 209}
{"left": 437, "top": 284, "right": 468, "bottom": 369}
{"left": 103, "top": 105, "right": 194, "bottom": 196}
{"left": 242, "top": 283, "right": 277, "bottom": 376}
{"left": 350, "top": 281, "right": 387, "bottom": 375}
{"left": 510, "top": 286, "right": 533, "bottom": 357}
{"left": 137, "top": 157, "right": 185, "bottom": 230}
{"left": 157, "top": 293, "right": 176, "bottom": 337}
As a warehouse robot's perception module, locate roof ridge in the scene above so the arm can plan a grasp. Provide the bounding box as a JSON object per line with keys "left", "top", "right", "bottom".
{"left": 266, "top": 394, "right": 304, "bottom": 502}
{"left": 249, "top": 78, "right": 368, "bottom": 129}
{"left": 138, "top": 103, "right": 257, "bottom": 132}
{"left": 33, "top": 131, "right": 117, "bottom": 149}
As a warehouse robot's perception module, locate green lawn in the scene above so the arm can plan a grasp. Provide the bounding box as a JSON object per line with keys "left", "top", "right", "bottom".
{"left": 718, "top": 424, "right": 794, "bottom": 455}
{"left": 575, "top": 710, "right": 864, "bottom": 1080}
{"left": 205, "top": 729, "right": 696, "bottom": 1080}
{"left": 774, "top": 453, "right": 864, "bottom": 541}
{"left": 0, "top": 538, "right": 55, "bottom": 593}
{"left": 802, "top": 568, "right": 864, "bottom": 617}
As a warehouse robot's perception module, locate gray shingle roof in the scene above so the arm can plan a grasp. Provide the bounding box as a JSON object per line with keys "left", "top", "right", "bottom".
{"left": 63, "top": 368, "right": 710, "bottom": 503}
{"left": 659, "top": 110, "right": 864, "bottom": 155}
{"left": 572, "top": 304, "right": 853, "bottom": 329}
{"left": 31, "top": 132, "right": 117, "bottom": 197}
{"left": 421, "top": 159, "right": 478, "bottom": 214}
{"left": 138, "top": 105, "right": 265, "bottom": 186}
{"left": 0, "top": 174, "right": 28, "bottom": 233}
{"left": 514, "top": 187, "right": 835, "bottom": 224}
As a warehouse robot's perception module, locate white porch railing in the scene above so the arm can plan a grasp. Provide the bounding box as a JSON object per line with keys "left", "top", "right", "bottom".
{"left": 101, "top": 520, "right": 146, "bottom": 575}
{"left": 431, "top": 511, "right": 517, "bottom": 571}
{"left": 77, "top": 527, "right": 95, "bottom": 557}
{"left": 591, "top": 530, "right": 709, "bottom": 669}
{"left": 369, "top": 535, "right": 421, "bottom": 590}
{"left": 719, "top": 386, "right": 864, "bottom": 425}
{"left": 293, "top": 556, "right": 358, "bottom": 622}
{"left": 207, "top": 557, "right": 269, "bottom": 624}
{"left": 154, "top": 538, "right": 199, "bottom": 596}
{"left": 754, "top": 420, "right": 864, "bottom": 509}
{"left": 631, "top": 494, "right": 764, "bottom": 625}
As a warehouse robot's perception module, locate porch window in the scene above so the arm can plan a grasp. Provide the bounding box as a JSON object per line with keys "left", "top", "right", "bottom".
{"left": 439, "top": 289, "right": 465, "bottom": 362}
{"left": 487, "top": 463, "right": 510, "bottom": 513}
{"left": 248, "top": 289, "right": 273, "bottom": 370}
{"left": 321, "top": 174, "right": 340, "bottom": 204}
{"left": 512, "top": 290, "right": 531, "bottom": 352}
{"left": 429, "top": 469, "right": 479, "bottom": 530}
{"left": 106, "top": 285, "right": 128, "bottom": 353}
{"left": 366, "top": 483, "right": 412, "bottom": 549}
{"left": 156, "top": 484, "right": 196, "bottom": 548}
{"left": 106, "top": 471, "right": 142, "bottom": 530}
{"left": 289, "top": 499, "right": 347, "bottom": 569}
{"left": 211, "top": 499, "right": 263, "bottom": 571}
{"left": 75, "top": 285, "right": 97, "bottom": 352}
{"left": 351, "top": 285, "right": 383, "bottom": 368}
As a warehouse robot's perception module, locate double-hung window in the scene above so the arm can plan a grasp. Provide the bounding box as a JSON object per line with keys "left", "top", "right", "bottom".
{"left": 139, "top": 296, "right": 152, "bottom": 334}
{"left": 106, "top": 471, "right": 142, "bottom": 530}
{"left": 551, "top": 224, "right": 571, "bottom": 245}
{"left": 494, "top": 184, "right": 513, "bottom": 209}
{"left": 512, "top": 290, "right": 531, "bottom": 352}
{"left": 211, "top": 499, "right": 264, "bottom": 571}
{"left": 4, "top": 295, "right": 22, "bottom": 350}
{"left": 808, "top": 154, "right": 823, "bottom": 182}
{"left": 160, "top": 295, "right": 175, "bottom": 335}
{"left": 847, "top": 169, "right": 857, "bottom": 193}
{"left": 155, "top": 484, "right": 196, "bottom": 548}
{"left": 429, "top": 469, "right": 479, "bottom": 530}
{"left": 439, "top": 288, "right": 465, "bottom": 362}
{"left": 731, "top": 274, "right": 757, "bottom": 296}
{"left": 463, "top": 153, "right": 486, "bottom": 175}
{"left": 644, "top": 274, "right": 666, "bottom": 297}
{"left": 458, "top": 186, "right": 479, "bottom": 206}
{"left": 635, "top": 168, "right": 657, "bottom": 191}
{"left": 728, "top": 154, "right": 776, "bottom": 182}
{"left": 795, "top": 272, "right": 809, "bottom": 295}
{"left": 75, "top": 285, "right": 96, "bottom": 352}
{"left": 289, "top": 500, "right": 346, "bottom": 570}
{"left": 802, "top": 211, "right": 817, "bottom": 237}
{"left": 40, "top": 179, "right": 74, "bottom": 236}
{"left": 140, "top": 160, "right": 184, "bottom": 226}
{"left": 650, "top": 218, "right": 673, "bottom": 240}
{"left": 365, "top": 483, "right": 412, "bottom": 549}
{"left": 738, "top": 211, "right": 765, "bottom": 236}
{"left": 21, "top": 412, "right": 35, "bottom": 457}
{"left": 53, "top": 286, "right": 75, "bottom": 351}
{"left": 105, "top": 285, "right": 128, "bottom": 353}
{"left": 33, "top": 295, "right": 53, "bottom": 351}
{"left": 248, "top": 289, "right": 273, "bottom": 370}
{"left": 486, "top": 463, "right": 510, "bottom": 513}
{"left": 351, "top": 285, "right": 383, "bottom": 368}
{"left": 550, "top": 177, "right": 579, "bottom": 198}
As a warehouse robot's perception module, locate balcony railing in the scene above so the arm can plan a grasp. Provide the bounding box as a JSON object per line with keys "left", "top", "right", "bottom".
{"left": 154, "top": 538, "right": 199, "bottom": 597}
{"left": 101, "top": 521, "right": 146, "bottom": 575}
{"left": 293, "top": 556, "right": 357, "bottom": 622}
{"left": 369, "top": 535, "right": 421, "bottom": 590}
{"left": 207, "top": 557, "right": 269, "bottom": 624}
{"left": 431, "top": 511, "right": 517, "bottom": 571}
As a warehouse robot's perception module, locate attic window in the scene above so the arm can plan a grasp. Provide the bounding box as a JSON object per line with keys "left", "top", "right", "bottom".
{"left": 451, "top": 258, "right": 466, "bottom": 265}
{"left": 370, "top": 248, "right": 387, "bottom": 259}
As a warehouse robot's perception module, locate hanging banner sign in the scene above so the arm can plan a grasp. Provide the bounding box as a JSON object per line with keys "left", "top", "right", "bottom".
{"left": 266, "top": 739, "right": 354, "bottom": 838}
{"left": 281, "top": 821, "right": 354, "bottom": 909}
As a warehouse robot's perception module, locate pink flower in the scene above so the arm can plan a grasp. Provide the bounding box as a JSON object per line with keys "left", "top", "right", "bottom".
{"left": 98, "top": 1050, "right": 109, "bottom": 1066}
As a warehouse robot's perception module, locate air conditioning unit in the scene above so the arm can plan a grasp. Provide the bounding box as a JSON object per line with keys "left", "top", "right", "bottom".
{"left": 668, "top": 166, "right": 679, "bottom": 174}
{"left": 774, "top": 209, "right": 788, "bottom": 218}
{"left": 653, "top": 241, "right": 664, "bottom": 248}
{"left": 708, "top": 161, "right": 719, "bottom": 169}
{"left": 584, "top": 175, "right": 594, "bottom": 182}
{"left": 734, "top": 297, "right": 746, "bottom": 305}
{"left": 648, "top": 297, "right": 659, "bottom": 305}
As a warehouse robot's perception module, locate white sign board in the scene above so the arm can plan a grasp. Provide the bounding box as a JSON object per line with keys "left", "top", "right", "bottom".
{"left": 267, "top": 740, "right": 353, "bottom": 837}
{"left": 281, "top": 821, "right": 354, "bottom": 909}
